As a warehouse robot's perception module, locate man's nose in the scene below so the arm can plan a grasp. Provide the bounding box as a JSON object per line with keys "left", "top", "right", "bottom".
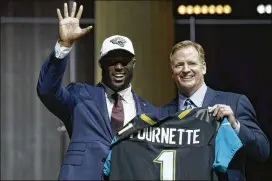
{"left": 182, "top": 64, "right": 190, "bottom": 72}
{"left": 114, "top": 63, "right": 124, "bottom": 70}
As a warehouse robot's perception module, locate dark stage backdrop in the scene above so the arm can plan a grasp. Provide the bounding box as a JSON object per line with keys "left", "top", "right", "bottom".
{"left": 175, "top": 23, "right": 272, "bottom": 180}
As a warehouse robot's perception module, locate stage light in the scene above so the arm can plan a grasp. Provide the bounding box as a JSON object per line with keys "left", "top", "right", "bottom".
{"left": 209, "top": 5, "right": 216, "bottom": 14}
{"left": 257, "top": 4, "right": 272, "bottom": 14}
{"left": 201, "top": 5, "right": 208, "bottom": 14}
{"left": 194, "top": 5, "right": 201, "bottom": 15}
{"left": 257, "top": 4, "right": 265, "bottom": 14}
{"left": 265, "top": 4, "right": 272, "bottom": 14}
{"left": 177, "top": 4, "right": 232, "bottom": 15}
{"left": 216, "top": 5, "right": 223, "bottom": 14}
{"left": 223, "top": 5, "right": 232, "bottom": 14}
{"left": 177, "top": 5, "right": 186, "bottom": 15}
{"left": 187, "top": 5, "right": 194, "bottom": 15}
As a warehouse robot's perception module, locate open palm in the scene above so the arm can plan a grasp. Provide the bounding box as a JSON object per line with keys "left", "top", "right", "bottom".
{"left": 57, "top": 2, "right": 92, "bottom": 47}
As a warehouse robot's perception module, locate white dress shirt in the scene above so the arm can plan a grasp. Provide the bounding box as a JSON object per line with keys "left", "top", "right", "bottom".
{"left": 179, "top": 83, "right": 208, "bottom": 111}
{"left": 178, "top": 83, "right": 240, "bottom": 133}
{"left": 55, "top": 41, "right": 73, "bottom": 59}
{"left": 101, "top": 83, "right": 136, "bottom": 126}
{"left": 54, "top": 41, "right": 136, "bottom": 126}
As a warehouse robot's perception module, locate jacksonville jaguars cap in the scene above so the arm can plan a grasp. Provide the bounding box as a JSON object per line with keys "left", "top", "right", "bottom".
{"left": 99, "top": 35, "right": 135, "bottom": 60}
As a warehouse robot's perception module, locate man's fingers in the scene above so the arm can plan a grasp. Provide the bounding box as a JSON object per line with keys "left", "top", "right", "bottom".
{"left": 76, "top": 5, "right": 83, "bottom": 19}
{"left": 217, "top": 108, "right": 225, "bottom": 120}
{"left": 217, "top": 107, "right": 233, "bottom": 121}
{"left": 70, "top": 2, "right": 77, "bottom": 18}
{"left": 209, "top": 104, "right": 233, "bottom": 121}
{"left": 208, "top": 105, "right": 217, "bottom": 112}
{"left": 212, "top": 106, "right": 220, "bottom": 117}
{"left": 57, "top": 9, "right": 63, "bottom": 21}
{"left": 82, "top": 25, "right": 93, "bottom": 35}
{"left": 64, "top": 3, "right": 69, "bottom": 18}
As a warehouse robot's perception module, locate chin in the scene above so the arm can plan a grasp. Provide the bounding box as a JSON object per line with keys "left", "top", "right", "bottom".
{"left": 179, "top": 81, "right": 195, "bottom": 88}
{"left": 112, "top": 83, "right": 125, "bottom": 91}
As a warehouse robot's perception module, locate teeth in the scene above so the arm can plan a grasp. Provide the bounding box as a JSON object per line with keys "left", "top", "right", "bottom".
{"left": 114, "top": 74, "right": 124, "bottom": 77}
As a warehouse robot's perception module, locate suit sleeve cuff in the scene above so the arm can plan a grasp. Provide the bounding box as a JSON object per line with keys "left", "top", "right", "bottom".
{"left": 54, "top": 40, "right": 73, "bottom": 59}
{"left": 233, "top": 120, "right": 240, "bottom": 134}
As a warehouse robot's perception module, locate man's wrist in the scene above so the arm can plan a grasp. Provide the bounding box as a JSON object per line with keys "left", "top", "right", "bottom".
{"left": 58, "top": 40, "right": 73, "bottom": 48}
{"left": 55, "top": 40, "right": 73, "bottom": 59}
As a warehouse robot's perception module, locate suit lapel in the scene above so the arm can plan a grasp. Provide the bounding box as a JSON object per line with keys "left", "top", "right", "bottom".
{"left": 202, "top": 87, "right": 218, "bottom": 107}
{"left": 132, "top": 92, "right": 143, "bottom": 115}
{"left": 86, "top": 84, "right": 112, "bottom": 137}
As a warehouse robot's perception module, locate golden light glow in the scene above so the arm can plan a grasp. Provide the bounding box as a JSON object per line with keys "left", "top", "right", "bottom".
{"left": 187, "top": 5, "right": 194, "bottom": 14}
{"left": 223, "top": 5, "right": 232, "bottom": 14}
{"left": 177, "top": 4, "right": 232, "bottom": 15}
{"left": 201, "top": 5, "right": 208, "bottom": 14}
{"left": 216, "top": 5, "right": 223, "bottom": 14}
{"left": 209, "top": 5, "right": 216, "bottom": 14}
{"left": 194, "top": 5, "right": 201, "bottom": 14}
{"left": 177, "top": 5, "right": 186, "bottom": 15}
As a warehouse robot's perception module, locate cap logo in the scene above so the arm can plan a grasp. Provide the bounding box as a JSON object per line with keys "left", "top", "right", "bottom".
{"left": 110, "top": 37, "right": 127, "bottom": 47}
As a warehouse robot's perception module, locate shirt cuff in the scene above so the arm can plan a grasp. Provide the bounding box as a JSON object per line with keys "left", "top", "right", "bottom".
{"left": 54, "top": 40, "right": 72, "bottom": 59}
{"left": 233, "top": 120, "right": 240, "bottom": 134}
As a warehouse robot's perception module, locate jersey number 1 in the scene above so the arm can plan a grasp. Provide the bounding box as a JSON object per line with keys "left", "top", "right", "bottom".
{"left": 153, "top": 150, "right": 176, "bottom": 180}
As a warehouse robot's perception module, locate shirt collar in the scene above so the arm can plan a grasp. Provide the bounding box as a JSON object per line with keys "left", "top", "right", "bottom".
{"left": 100, "top": 82, "right": 133, "bottom": 103}
{"left": 178, "top": 83, "right": 207, "bottom": 108}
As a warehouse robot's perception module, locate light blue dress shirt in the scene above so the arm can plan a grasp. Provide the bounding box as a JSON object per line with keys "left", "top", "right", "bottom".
{"left": 178, "top": 83, "right": 240, "bottom": 134}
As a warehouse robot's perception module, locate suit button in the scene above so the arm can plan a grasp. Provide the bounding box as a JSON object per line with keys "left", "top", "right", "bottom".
{"left": 102, "top": 158, "right": 106, "bottom": 162}
{"left": 143, "top": 103, "right": 146, "bottom": 106}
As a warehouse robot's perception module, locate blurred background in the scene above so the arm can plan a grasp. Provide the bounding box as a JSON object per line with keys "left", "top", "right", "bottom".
{"left": 1, "top": 0, "right": 271, "bottom": 180}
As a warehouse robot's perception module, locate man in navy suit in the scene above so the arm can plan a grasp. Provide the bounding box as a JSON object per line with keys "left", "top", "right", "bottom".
{"left": 37, "top": 2, "right": 156, "bottom": 180}
{"left": 160, "top": 40, "right": 270, "bottom": 181}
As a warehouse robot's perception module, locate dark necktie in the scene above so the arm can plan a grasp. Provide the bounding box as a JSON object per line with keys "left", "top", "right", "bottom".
{"left": 111, "top": 93, "right": 124, "bottom": 136}
{"left": 183, "top": 99, "right": 194, "bottom": 110}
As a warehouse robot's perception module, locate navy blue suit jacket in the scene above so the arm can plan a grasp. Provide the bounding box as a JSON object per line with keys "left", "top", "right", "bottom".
{"left": 160, "top": 87, "right": 270, "bottom": 181}
{"left": 37, "top": 51, "right": 157, "bottom": 180}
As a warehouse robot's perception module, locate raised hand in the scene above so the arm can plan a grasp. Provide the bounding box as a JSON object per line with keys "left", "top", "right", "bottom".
{"left": 57, "top": 2, "right": 93, "bottom": 47}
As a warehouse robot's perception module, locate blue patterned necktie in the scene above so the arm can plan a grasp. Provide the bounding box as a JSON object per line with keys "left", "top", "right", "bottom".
{"left": 183, "top": 99, "right": 194, "bottom": 110}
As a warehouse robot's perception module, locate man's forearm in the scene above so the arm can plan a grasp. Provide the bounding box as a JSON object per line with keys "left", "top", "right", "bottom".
{"left": 238, "top": 122, "right": 270, "bottom": 162}
{"left": 37, "top": 46, "right": 69, "bottom": 97}
{"left": 236, "top": 95, "right": 270, "bottom": 162}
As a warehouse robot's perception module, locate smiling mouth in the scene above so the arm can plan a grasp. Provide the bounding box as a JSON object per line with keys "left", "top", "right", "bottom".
{"left": 113, "top": 74, "right": 125, "bottom": 81}
{"left": 181, "top": 75, "right": 194, "bottom": 80}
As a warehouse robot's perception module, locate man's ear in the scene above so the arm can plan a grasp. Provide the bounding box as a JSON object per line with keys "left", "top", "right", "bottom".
{"left": 202, "top": 61, "right": 207, "bottom": 75}
{"left": 98, "top": 59, "right": 102, "bottom": 68}
{"left": 170, "top": 61, "right": 175, "bottom": 79}
{"left": 132, "top": 58, "right": 136, "bottom": 68}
